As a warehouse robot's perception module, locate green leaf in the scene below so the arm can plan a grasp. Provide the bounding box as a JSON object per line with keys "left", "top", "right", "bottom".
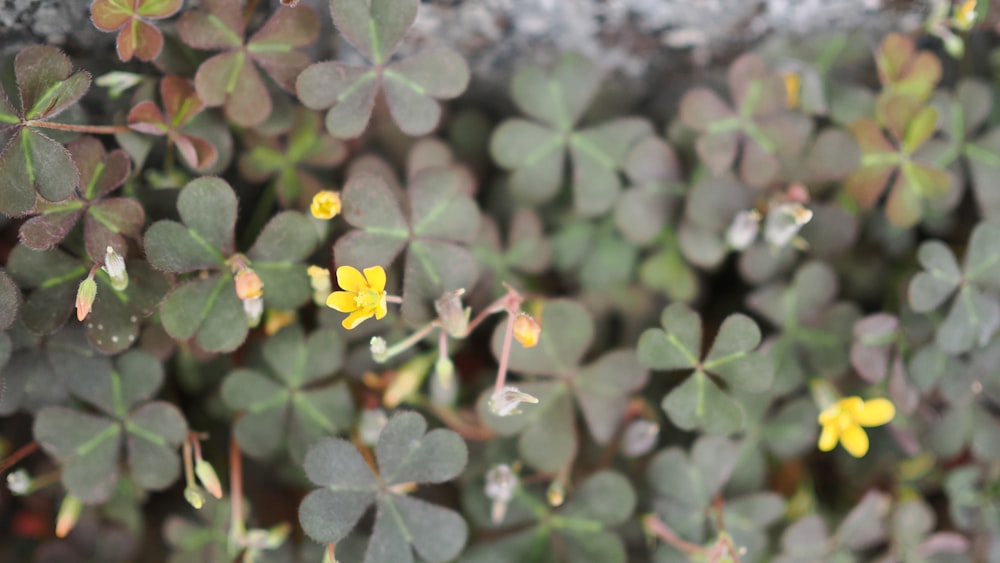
{"left": 560, "top": 471, "right": 636, "bottom": 525}
{"left": 376, "top": 411, "right": 468, "bottom": 486}
{"left": 0, "top": 270, "right": 20, "bottom": 330}
{"left": 176, "top": 177, "right": 237, "bottom": 253}
{"left": 0, "top": 129, "right": 79, "bottom": 215}
{"left": 384, "top": 49, "right": 470, "bottom": 136}
{"left": 477, "top": 381, "right": 577, "bottom": 472}
{"left": 388, "top": 494, "right": 468, "bottom": 562}
{"left": 247, "top": 211, "right": 318, "bottom": 263}
{"left": 511, "top": 53, "right": 601, "bottom": 130}
{"left": 489, "top": 119, "right": 565, "bottom": 205}
{"left": 638, "top": 303, "right": 702, "bottom": 371}
{"left": 648, "top": 436, "right": 741, "bottom": 510}
{"left": 15, "top": 46, "right": 91, "bottom": 120}
{"left": 575, "top": 350, "right": 648, "bottom": 443}
{"left": 126, "top": 402, "right": 187, "bottom": 489}
{"left": 328, "top": 0, "right": 417, "bottom": 64}
{"left": 160, "top": 275, "right": 248, "bottom": 353}
{"left": 964, "top": 221, "right": 1000, "bottom": 290}
{"left": 662, "top": 370, "right": 744, "bottom": 434}
{"left": 34, "top": 407, "right": 122, "bottom": 503}
{"left": 297, "top": 63, "right": 378, "bottom": 139}
{"left": 703, "top": 313, "right": 774, "bottom": 392}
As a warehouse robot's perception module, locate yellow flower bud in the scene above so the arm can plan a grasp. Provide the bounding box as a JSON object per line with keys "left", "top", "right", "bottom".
{"left": 310, "top": 190, "right": 342, "bottom": 220}
{"left": 56, "top": 495, "right": 83, "bottom": 538}
{"left": 512, "top": 313, "right": 541, "bottom": 348}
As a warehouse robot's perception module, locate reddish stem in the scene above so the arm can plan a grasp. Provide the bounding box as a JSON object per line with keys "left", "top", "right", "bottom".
{"left": 243, "top": 0, "right": 260, "bottom": 25}
{"left": 0, "top": 441, "right": 39, "bottom": 474}
{"left": 644, "top": 513, "right": 705, "bottom": 556}
{"left": 494, "top": 309, "right": 516, "bottom": 394}
{"left": 229, "top": 435, "right": 244, "bottom": 536}
{"left": 385, "top": 295, "right": 403, "bottom": 304}
{"left": 26, "top": 120, "right": 131, "bottom": 135}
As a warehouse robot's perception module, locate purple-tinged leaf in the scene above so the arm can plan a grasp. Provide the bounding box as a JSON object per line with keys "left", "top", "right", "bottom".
{"left": 297, "top": 63, "right": 379, "bottom": 139}
{"left": 679, "top": 88, "right": 734, "bottom": 131}
{"left": 69, "top": 136, "right": 131, "bottom": 200}
{"left": 511, "top": 53, "right": 602, "bottom": 130}
{"left": 329, "top": 0, "right": 418, "bottom": 64}
{"left": 117, "top": 19, "right": 165, "bottom": 62}
{"left": 248, "top": 2, "right": 319, "bottom": 49}
{"left": 177, "top": 0, "right": 244, "bottom": 50}
{"left": 695, "top": 129, "right": 739, "bottom": 175}
{"left": 19, "top": 205, "right": 84, "bottom": 250}
{"left": 16, "top": 46, "right": 91, "bottom": 121}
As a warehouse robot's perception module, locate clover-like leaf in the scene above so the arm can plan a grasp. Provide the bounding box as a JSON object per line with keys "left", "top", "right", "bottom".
{"left": 127, "top": 75, "right": 219, "bottom": 171}
{"left": 222, "top": 324, "right": 353, "bottom": 462}
{"left": 19, "top": 136, "right": 139, "bottom": 260}
{"left": 775, "top": 490, "right": 890, "bottom": 562}
{"left": 178, "top": 0, "right": 319, "bottom": 127}
{"left": 0, "top": 46, "right": 89, "bottom": 216}
{"left": 477, "top": 299, "right": 648, "bottom": 471}
{"left": 638, "top": 303, "right": 774, "bottom": 434}
{"left": 90, "top": 0, "right": 183, "bottom": 62}
{"left": 239, "top": 108, "right": 348, "bottom": 207}
{"left": 908, "top": 222, "right": 1000, "bottom": 353}
{"left": 146, "top": 177, "right": 317, "bottom": 351}
{"left": 462, "top": 470, "right": 635, "bottom": 563}
{"left": 677, "top": 173, "right": 756, "bottom": 270}
{"left": 551, "top": 218, "right": 639, "bottom": 290}
{"left": 844, "top": 93, "right": 954, "bottom": 227}
{"left": 299, "top": 411, "right": 468, "bottom": 563}
{"left": 0, "top": 269, "right": 20, "bottom": 332}
{"left": 876, "top": 33, "right": 942, "bottom": 103}
{"left": 334, "top": 167, "right": 480, "bottom": 323}
{"left": 679, "top": 53, "right": 811, "bottom": 188}
{"left": 747, "top": 261, "right": 859, "bottom": 394}
{"left": 296, "top": 0, "right": 469, "bottom": 138}
{"left": 489, "top": 53, "right": 653, "bottom": 216}
{"left": 929, "top": 79, "right": 1000, "bottom": 221}
{"left": 33, "top": 349, "right": 187, "bottom": 503}
{"left": 648, "top": 436, "right": 741, "bottom": 542}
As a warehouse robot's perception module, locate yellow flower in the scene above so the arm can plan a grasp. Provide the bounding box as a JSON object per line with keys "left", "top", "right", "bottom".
{"left": 310, "top": 190, "right": 342, "bottom": 220}
{"left": 818, "top": 396, "right": 895, "bottom": 458}
{"left": 326, "top": 265, "right": 388, "bottom": 329}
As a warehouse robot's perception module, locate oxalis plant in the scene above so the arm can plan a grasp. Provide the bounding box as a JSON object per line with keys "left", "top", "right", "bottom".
{"left": 2, "top": 0, "right": 1000, "bottom": 561}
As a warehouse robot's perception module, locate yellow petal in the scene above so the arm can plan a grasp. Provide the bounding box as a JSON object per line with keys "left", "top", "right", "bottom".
{"left": 840, "top": 425, "right": 870, "bottom": 458}
{"left": 326, "top": 291, "right": 359, "bottom": 312}
{"left": 856, "top": 398, "right": 895, "bottom": 427}
{"left": 838, "top": 396, "right": 865, "bottom": 417}
{"left": 818, "top": 424, "right": 839, "bottom": 452}
{"left": 336, "top": 265, "right": 367, "bottom": 292}
{"left": 374, "top": 294, "right": 387, "bottom": 320}
{"left": 818, "top": 403, "right": 841, "bottom": 425}
{"left": 363, "top": 265, "right": 386, "bottom": 293}
{"left": 342, "top": 308, "right": 374, "bottom": 330}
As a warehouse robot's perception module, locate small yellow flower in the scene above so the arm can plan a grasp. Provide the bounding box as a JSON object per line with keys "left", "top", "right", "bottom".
{"left": 818, "top": 396, "right": 895, "bottom": 458}
{"left": 512, "top": 313, "right": 541, "bottom": 348}
{"left": 326, "top": 265, "right": 388, "bottom": 329}
{"left": 310, "top": 190, "right": 342, "bottom": 220}
{"left": 307, "top": 265, "right": 332, "bottom": 305}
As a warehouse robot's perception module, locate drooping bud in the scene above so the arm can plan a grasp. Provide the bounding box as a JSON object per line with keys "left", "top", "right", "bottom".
{"left": 243, "top": 296, "right": 264, "bottom": 327}
{"left": 76, "top": 276, "right": 98, "bottom": 322}
{"left": 102, "top": 246, "right": 128, "bottom": 291}
{"left": 307, "top": 265, "right": 332, "bottom": 306}
{"left": 725, "top": 209, "right": 762, "bottom": 250}
{"left": 234, "top": 268, "right": 264, "bottom": 300}
{"left": 489, "top": 385, "right": 539, "bottom": 417}
{"left": 435, "top": 289, "right": 470, "bottom": 338}
{"left": 195, "top": 459, "right": 223, "bottom": 499}
{"left": 243, "top": 522, "right": 290, "bottom": 549}
{"left": 512, "top": 313, "right": 541, "bottom": 348}
{"left": 95, "top": 70, "right": 143, "bottom": 99}
{"left": 431, "top": 356, "right": 457, "bottom": 407}
{"left": 547, "top": 479, "right": 566, "bottom": 507}
{"left": 764, "top": 202, "right": 813, "bottom": 249}
{"left": 184, "top": 486, "right": 206, "bottom": 509}
{"left": 56, "top": 494, "right": 83, "bottom": 538}
{"left": 310, "top": 190, "right": 342, "bottom": 220}
{"left": 359, "top": 408, "right": 389, "bottom": 446}
{"left": 485, "top": 464, "right": 518, "bottom": 524}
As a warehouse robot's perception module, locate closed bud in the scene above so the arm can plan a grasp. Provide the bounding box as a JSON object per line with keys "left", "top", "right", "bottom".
{"left": 307, "top": 265, "right": 332, "bottom": 306}
{"left": 383, "top": 352, "right": 434, "bottom": 408}
{"left": 764, "top": 202, "right": 813, "bottom": 249}
{"left": 234, "top": 268, "right": 264, "bottom": 300}
{"left": 76, "top": 277, "right": 98, "bottom": 322}
{"left": 547, "top": 479, "right": 565, "bottom": 507}
{"left": 184, "top": 486, "right": 206, "bottom": 509}
{"left": 102, "top": 246, "right": 128, "bottom": 291}
{"left": 56, "top": 494, "right": 83, "bottom": 538}
{"left": 622, "top": 419, "right": 660, "bottom": 457}
{"left": 95, "top": 71, "right": 143, "bottom": 99}
{"left": 195, "top": 459, "right": 223, "bottom": 499}
{"left": 431, "top": 357, "right": 458, "bottom": 407}
{"left": 485, "top": 464, "right": 518, "bottom": 524}
{"left": 512, "top": 313, "right": 541, "bottom": 348}
{"left": 243, "top": 522, "right": 290, "bottom": 549}
{"left": 435, "top": 289, "right": 470, "bottom": 338}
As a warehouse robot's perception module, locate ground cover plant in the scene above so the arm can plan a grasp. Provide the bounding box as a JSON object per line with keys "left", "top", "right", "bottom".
{"left": 2, "top": 0, "right": 1000, "bottom": 561}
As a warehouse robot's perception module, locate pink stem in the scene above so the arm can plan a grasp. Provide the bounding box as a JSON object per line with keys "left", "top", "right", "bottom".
{"left": 494, "top": 310, "right": 516, "bottom": 394}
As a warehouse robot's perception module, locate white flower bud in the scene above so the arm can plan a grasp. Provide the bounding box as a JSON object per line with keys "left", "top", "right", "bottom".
{"left": 6, "top": 469, "right": 30, "bottom": 495}
{"left": 243, "top": 296, "right": 264, "bottom": 327}
{"left": 621, "top": 419, "right": 660, "bottom": 457}
{"left": 359, "top": 408, "right": 388, "bottom": 446}
{"left": 370, "top": 336, "right": 388, "bottom": 363}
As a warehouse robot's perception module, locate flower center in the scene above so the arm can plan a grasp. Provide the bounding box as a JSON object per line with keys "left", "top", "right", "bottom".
{"left": 355, "top": 288, "right": 382, "bottom": 310}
